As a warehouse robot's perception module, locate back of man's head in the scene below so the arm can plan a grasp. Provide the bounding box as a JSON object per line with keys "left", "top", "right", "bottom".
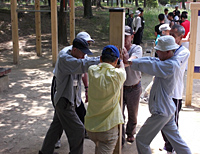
{"left": 158, "top": 13, "right": 165, "bottom": 21}
{"left": 171, "top": 24, "right": 185, "bottom": 36}
{"left": 181, "top": 13, "right": 188, "bottom": 19}
{"left": 168, "top": 12, "right": 174, "bottom": 17}
{"left": 101, "top": 45, "right": 119, "bottom": 63}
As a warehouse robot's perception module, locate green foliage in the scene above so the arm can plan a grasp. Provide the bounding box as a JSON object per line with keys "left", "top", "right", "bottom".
{"left": 159, "top": 0, "right": 170, "bottom": 5}
{"left": 146, "top": 0, "right": 158, "bottom": 7}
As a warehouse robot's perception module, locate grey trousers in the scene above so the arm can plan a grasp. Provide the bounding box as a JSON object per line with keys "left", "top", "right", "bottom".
{"left": 40, "top": 97, "right": 85, "bottom": 154}
{"left": 136, "top": 114, "right": 191, "bottom": 154}
{"left": 122, "top": 82, "right": 142, "bottom": 144}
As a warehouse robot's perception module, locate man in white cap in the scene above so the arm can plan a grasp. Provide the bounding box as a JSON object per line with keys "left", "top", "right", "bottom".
{"left": 127, "top": 35, "right": 191, "bottom": 154}
{"left": 132, "top": 10, "right": 142, "bottom": 45}
{"left": 159, "top": 23, "right": 171, "bottom": 36}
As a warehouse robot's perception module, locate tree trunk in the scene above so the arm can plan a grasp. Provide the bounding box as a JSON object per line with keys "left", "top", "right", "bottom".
{"left": 121, "top": 0, "right": 123, "bottom": 7}
{"left": 111, "top": 0, "right": 113, "bottom": 6}
{"left": 58, "top": 0, "right": 68, "bottom": 45}
{"left": 97, "top": 0, "right": 101, "bottom": 7}
{"left": 84, "top": 0, "right": 93, "bottom": 18}
{"left": 182, "top": 0, "right": 186, "bottom": 9}
{"left": 107, "top": 0, "right": 109, "bottom": 6}
{"left": 116, "top": 0, "right": 119, "bottom": 6}
{"left": 144, "top": 0, "right": 146, "bottom": 7}
{"left": 135, "top": 0, "right": 139, "bottom": 7}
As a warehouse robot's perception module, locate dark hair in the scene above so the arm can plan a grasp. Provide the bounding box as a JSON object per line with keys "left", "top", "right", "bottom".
{"left": 101, "top": 48, "right": 118, "bottom": 63}
{"left": 158, "top": 13, "right": 165, "bottom": 21}
{"left": 181, "top": 13, "right": 188, "bottom": 19}
{"left": 164, "top": 8, "right": 168, "bottom": 12}
{"left": 182, "top": 11, "right": 188, "bottom": 15}
{"left": 138, "top": 7, "right": 144, "bottom": 12}
{"left": 168, "top": 12, "right": 174, "bottom": 17}
{"left": 171, "top": 24, "right": 185, "bottom": 36}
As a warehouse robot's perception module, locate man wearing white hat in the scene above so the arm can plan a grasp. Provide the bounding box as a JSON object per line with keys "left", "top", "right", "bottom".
{"left": 127, "top": 35, "right": 191, "bottom": 154}
{"left": 159, "top": 23, "right": 171, "bottom": 36}
{"left": 132, "top": 10, "right": 142, "bottom": 45}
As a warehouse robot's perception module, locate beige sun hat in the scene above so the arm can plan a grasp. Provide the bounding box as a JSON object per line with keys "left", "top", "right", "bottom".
{"left": 154, "top": 35, "right": 179, "bottom": 52}
{"left": 159, "top": 24, "right": 171, "bottom": 31}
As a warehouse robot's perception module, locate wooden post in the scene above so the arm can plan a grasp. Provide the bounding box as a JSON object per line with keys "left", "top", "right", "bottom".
{"left": 186, "top": 2, "right": 200, "bottom": 106}
{"left": 69, "top": 0, "right": 75, "bottom": 45}
{"left": 51, "top": 0, "right": 58, "bottom": 66}
{"left": 109, "top": 8, "right": 125, "bottom": 154}
{"left": 35, "top": 0, "right": 42, "bottom": 56}
{"left": 11, "top": 0, "right": 19, "bottom": 64}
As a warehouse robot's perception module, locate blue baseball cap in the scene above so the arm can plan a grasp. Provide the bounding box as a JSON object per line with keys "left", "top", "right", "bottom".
{"left": 73, "top": 38, "right": 93, "bottom": 55}
{"left": 102, "top": 45, "right": 120, "bottom": 58}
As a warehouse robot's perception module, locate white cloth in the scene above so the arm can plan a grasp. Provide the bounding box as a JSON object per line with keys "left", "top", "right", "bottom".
{"left": 173, "top": 45, "right": 190, "bottom": 99}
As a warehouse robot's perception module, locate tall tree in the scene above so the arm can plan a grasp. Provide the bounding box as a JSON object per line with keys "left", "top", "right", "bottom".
{"left": 144, "top": 0, "right": 146, "bottom": 7}
{"left": 58, "top": 0, "right": 68, "bottom": 45}
{"left": 182, "top": 0, "right": 186, "bottom": 9}
{"left": 135, "top": 0, "right": 139, "bottom": 7}
{"left": 84, "top": 0, "right": 93, "bottom": 18}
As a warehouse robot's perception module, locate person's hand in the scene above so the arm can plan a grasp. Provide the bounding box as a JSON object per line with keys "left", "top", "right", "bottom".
{"left": 122, "top": 47, "right": 129, "bottom": 64}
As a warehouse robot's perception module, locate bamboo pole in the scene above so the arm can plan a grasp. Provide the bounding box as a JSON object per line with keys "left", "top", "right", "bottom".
{"left": 70, "top": 0, "right": 75, "bottom": 45}
{"left": 35, "top": 0, "right": 42, "bottom": 56}
{"left": 11, "top": 0, "right": 19, "bottom": 64}
{"left": 109, "top": 8, "right": 125, "bottom": 154}
{"left": 51, "top": 0, "right": 58, "bottom": 66}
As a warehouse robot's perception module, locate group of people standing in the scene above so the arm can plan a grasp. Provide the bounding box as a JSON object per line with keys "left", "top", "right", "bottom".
{"left": 38, "top": 6, "right": 192, "bottom": 154}
{"left": 126, "top": 7, "right": 145, "bottom": 45}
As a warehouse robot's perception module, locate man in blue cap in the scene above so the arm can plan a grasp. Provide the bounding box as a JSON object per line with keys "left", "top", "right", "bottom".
{"left": 39, "top": 38, "right": 100, "bottom": 154}
{"left": 85, "top": 45, "right": 126, "bottom": 154}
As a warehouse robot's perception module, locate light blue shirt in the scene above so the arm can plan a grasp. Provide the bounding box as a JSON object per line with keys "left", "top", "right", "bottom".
{"left": 130, "top": 56, "right": 180, "bottom": 117}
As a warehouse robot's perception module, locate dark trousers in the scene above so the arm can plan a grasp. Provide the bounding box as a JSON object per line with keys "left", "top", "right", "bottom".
{"left": 40, "top": 97, "right": 85, "bottom": 154}
{"left": 122, "top": 82, "right": 142, "bottom": 145}
{"left": 161, "top": 98, "right": 182, "bottom": 152}
{"left": 133, "top": 28, "right": 142, "bottom": 45}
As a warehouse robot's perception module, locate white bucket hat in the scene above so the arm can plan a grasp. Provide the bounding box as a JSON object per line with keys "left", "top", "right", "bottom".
{"left": 135, "top": 10, "right": 141, "bottom": 16}
{"left": 129, "top": 10, "right": 133, "bottom": 15}
{"left": 76, "top": 32, "right": 94, "bottom": 42}
{"left": 159, "top": 24, "right": 171, "bottom": 31}
{"left": 154, "top": 35, "right": 179, "bottom": 52}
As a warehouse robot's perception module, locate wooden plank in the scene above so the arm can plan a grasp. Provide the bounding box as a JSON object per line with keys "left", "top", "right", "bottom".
{"left": 70, "top": 0, "right": 75, "bottom": 45}
{"left": 109, "top": 8, "right": 125, "bottom": 154}
{"left": 51, "top": 0, "right": 58, "bottom": 66}
{"left": 190, "top": 2, "right": 200, "bottom": 9}
{"left": 186, "top": 5, "right": 199, "bottom": 106}
{"left": 35, "top": 0, "right": 42, "bottom": 56}
{"left": 194, "top": 73, "right": 200, "bottom": 79}
{"left": 11, "top": 0, "right": 19, "bottom": 64}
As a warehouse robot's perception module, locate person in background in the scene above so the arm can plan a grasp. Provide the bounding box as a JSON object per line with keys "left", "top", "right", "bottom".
{"left": 138, "top": 7, "right": 145, "bottom": 44}
{"left": 132, "top": 10, "right": 142, "bottom": 45}
{"left": 160, "top": 24, "right": 190, "bottom": 153}
{"left": 85, "top": 45, "right": 126, "bottom": 154}
{"left": 179, "top": 11, "right": 188, "bottom": 24}
{"left": 159, "top": 24, "right": 171, "bottom": 36}
{"left": 154, "top": 13, "right": 165, "bottom": 55}
{"left": 173, "top": 5, "right": 181, "bottom": 18}
{"left": 128, "top": 35, "right": 191, "bottom": 154}
{"left": 164, "top": 8, "right": 170, "bottom": 24}
{"left": 122, "top": 26, "right": 142, "bottom": 144}
{"left": 180, "top": 13, "right": 190, "bottom": 39}
{"left": 168, "top": 12, "right": 175, "bottom": 28}
{"left": 127, "top": 10, "right": 134, "bottom": 28}
{"left": 39, "top": 38, "right": 100, "bottom": 154}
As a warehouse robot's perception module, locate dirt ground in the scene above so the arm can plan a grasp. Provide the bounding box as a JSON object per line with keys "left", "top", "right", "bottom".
{"left": 1, "top": 3, "right": 200, "bottom": 154}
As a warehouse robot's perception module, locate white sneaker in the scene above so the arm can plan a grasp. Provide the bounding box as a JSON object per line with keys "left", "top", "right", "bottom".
{"left": 55, "top": 139, "right": 61, "bottom": 149}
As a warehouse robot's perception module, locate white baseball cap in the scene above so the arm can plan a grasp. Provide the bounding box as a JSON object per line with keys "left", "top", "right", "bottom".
{"left": 135, "top": 10, "right": 141, "bottom": 16}
{"left": 159, "top": 24, "right": 171, "bottom": 31}
{"left": 76, "top": 32, "right": 94, "bottom": 42}
{"left": 154, "top": 35, "right": 179, "bottom": 52}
